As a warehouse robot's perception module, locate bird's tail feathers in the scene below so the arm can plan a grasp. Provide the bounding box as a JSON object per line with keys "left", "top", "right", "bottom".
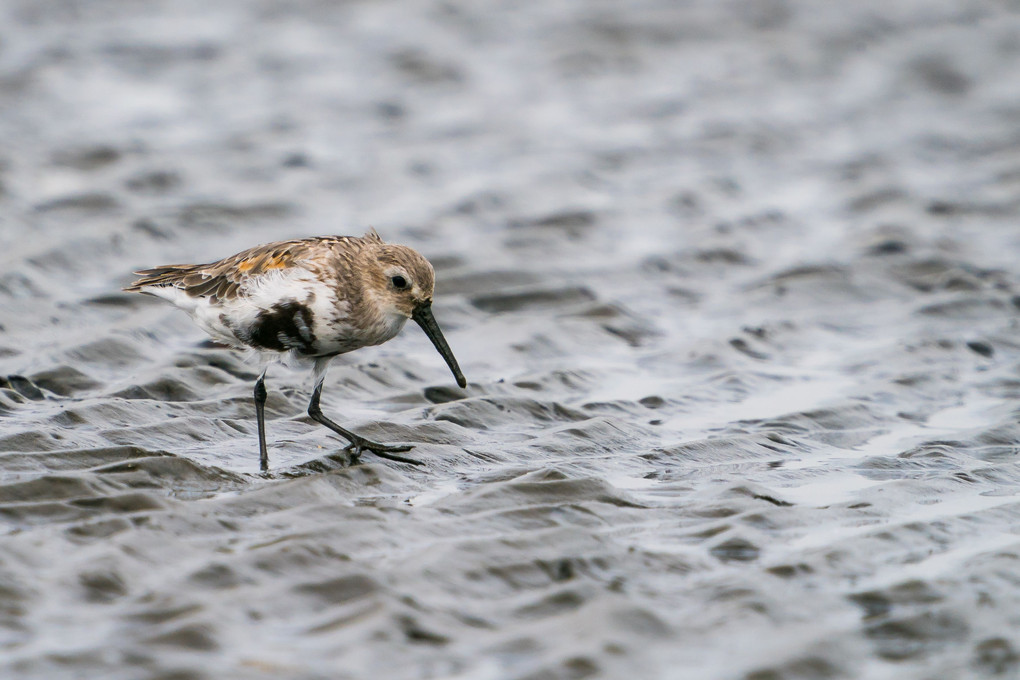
{"left": 123, "top": 264, "right": 201, "bottom": 293}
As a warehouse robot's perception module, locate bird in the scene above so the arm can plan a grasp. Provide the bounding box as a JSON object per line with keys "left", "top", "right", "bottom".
{"left": 124, "top": 229, "right": 467, "bottom": 472}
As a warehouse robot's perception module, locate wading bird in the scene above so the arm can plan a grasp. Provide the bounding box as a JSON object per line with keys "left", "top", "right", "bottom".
{"left": 125, "top": 230, "right": 466, "bottom": 472}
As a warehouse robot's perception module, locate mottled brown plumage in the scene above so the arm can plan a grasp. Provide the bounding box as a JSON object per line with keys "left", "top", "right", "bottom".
{"left": 125, "top": 230, "right": 466, "bottom": 472}
{"left": 127, "top": 233, "right": 380, "bottom": 304}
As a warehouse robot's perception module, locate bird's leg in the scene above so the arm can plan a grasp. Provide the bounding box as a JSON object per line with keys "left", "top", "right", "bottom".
{"left": 306, "top": 380, "right": 421, "bottom": 466}
{"left": 254, "top": 370, "right": 269, "bottom": 472}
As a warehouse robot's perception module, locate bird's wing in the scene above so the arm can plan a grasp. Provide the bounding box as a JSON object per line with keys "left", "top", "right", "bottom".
{"left": 124, "top": 238, "right": 333, "bottom": 301}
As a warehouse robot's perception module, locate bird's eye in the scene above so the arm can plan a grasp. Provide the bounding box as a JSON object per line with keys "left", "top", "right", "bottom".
{"left": 391, "top": 275, "right": 408, "bottom": 289}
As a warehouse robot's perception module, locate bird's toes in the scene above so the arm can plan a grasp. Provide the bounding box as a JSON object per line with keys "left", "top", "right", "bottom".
{"left": 351, "top": 438, "right": 413, "bottom": 454}
{"left": 341, "top": 438, "right": 419, "bottom": 464}
{"left": 379, "top": 443, "right": 414, "bottom": 454}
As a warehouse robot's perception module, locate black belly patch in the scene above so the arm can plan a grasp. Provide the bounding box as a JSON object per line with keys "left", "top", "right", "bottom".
{"left": 247, "top": 301, "right": 317, "bottom": 354}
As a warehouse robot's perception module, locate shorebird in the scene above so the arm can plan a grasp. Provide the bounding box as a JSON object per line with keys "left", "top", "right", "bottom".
{"left": 125, "top": 230, "right": 466, "bottom": 472}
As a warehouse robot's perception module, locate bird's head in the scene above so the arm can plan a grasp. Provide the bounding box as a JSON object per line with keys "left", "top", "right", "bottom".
{"left": 361, "top": 240, "right": 467, "bottom": 388}
{"left": 366, "top": 244, "right": 437, "bottom": 319}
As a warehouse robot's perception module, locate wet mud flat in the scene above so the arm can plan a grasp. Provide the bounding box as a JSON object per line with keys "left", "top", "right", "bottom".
{"left": 2, "top": 0, "right": 1020, "bottom": 678}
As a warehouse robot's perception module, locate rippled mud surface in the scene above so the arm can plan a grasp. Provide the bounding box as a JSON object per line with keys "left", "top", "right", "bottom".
{"left": 3, "top": 1, "right": 1020, "bottom": 678}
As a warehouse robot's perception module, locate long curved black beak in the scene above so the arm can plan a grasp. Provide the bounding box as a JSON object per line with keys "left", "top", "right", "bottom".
{"left": 411, "top": 302, "right": 467, "bottom": 388}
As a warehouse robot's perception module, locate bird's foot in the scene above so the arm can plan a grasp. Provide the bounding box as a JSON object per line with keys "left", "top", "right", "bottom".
{"left": 343, "top": 437, "right": 421, "bottom": 466}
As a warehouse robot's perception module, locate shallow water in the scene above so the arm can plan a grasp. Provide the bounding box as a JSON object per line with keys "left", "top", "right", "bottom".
{"left": 2, "top": 0, "right": 1020, "bottom": 678}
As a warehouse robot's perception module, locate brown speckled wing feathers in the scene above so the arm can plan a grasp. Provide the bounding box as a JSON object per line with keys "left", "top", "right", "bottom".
{"left": 124, "top": 237, "right": 351, "bottom": 301}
